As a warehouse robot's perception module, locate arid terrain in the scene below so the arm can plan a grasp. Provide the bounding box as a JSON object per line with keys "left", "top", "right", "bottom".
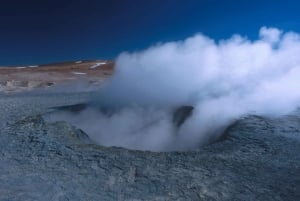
{"left": 0, "top": 60, "right": 114, "bottom": 92}
{"left": 0, "top": 60, "right": 299, "bottom": 200}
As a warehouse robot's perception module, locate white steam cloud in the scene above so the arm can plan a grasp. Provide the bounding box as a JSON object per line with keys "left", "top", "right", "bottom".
{"left": 49, "top": 27, "right": 300, "bottom": 151}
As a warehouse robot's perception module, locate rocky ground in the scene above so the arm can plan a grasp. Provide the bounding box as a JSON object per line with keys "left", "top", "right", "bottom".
{"left": 0, "top": 91, "right": 299, "bottom": 201}
{"left": 0, "top": 61, "right": 300, "bottom": 200}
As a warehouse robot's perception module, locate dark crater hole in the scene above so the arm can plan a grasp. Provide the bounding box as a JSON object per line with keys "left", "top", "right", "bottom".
{"left": 43, "top": 103, "right": 230, "bottom": 152}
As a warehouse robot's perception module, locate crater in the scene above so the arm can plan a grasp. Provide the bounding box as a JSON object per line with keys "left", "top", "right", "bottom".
{"left": 43, "top": 103, "right": 230, "bottom": 152}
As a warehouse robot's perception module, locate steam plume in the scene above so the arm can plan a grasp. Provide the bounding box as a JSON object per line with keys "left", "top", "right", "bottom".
{"left": 50, "top": 27, "right": 300, "bottom": 151}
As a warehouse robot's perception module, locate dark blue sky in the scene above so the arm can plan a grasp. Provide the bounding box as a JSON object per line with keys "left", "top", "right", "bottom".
{"left": 0, "top": 0, "right": 299, "bottom": 66}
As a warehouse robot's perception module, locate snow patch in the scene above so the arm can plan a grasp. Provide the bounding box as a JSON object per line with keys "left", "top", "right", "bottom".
{"left": 90, "top": 62, "right": 107, "bottom": 69}
{"left": 72, "top": 72, "right": 87, "bottom": 75}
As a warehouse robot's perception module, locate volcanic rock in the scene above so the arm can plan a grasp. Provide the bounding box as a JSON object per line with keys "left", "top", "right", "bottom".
{"left": 0, "top": 93, "right": 299, "bottom": 200}
{"left": 172, "top": 105, "right": 194, "bottom": 128}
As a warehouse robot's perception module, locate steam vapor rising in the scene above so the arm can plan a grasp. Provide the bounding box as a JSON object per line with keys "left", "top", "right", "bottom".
{"left": 59, "top": 27, "right": 300, "bottom": 151}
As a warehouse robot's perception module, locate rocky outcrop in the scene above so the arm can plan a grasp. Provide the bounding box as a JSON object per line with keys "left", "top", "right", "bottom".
{"left": 172, "top": 105, "right": 194, "bottom": 128}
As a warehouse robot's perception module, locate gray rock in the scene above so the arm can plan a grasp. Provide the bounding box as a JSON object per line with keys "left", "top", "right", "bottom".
{"left": 172, "top": 105, "right": 194, "bottom": 128}
{"left": 0, "top": 92, "right": 299, "bottom": 201}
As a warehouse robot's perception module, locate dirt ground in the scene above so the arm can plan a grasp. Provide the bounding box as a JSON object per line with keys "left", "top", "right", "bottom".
{"left": 0, "top": 60, "right": 114, "bottom": 92}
